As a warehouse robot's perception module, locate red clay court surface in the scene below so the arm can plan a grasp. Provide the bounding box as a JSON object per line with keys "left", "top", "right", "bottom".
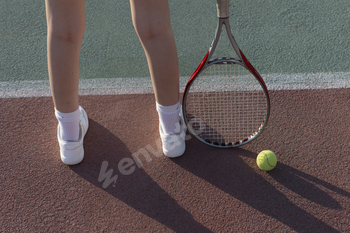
{"left": 1, "top": 89, "right": 350, "bottom": 232}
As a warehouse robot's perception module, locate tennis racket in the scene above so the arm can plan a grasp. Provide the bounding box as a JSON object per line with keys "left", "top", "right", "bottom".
{"left": 182, "top": 0, "right": 270, "bottom": 148}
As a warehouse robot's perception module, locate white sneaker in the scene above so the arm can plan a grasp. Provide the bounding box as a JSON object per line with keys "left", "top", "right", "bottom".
{"left": 159, "top": 107, "right": 187, "bottom": 158}
{"left": 57, "top": 106, "right": 89, "bottom": 165}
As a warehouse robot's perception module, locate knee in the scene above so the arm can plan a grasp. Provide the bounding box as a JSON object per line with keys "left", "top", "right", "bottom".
{"left": 48, "top": 21, "right": 85, "bottom": 44}
{"left": 133, "top": 18, "right": 171, "bottom": 41}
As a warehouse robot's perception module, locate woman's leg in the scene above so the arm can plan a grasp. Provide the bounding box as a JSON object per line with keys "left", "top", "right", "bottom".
{"left": 45, "top": 0, "right": 85, "bottom": 113}
{"left": 45, "top": 0, "right": 89, "bottom": 165}
{"left": 130, "top": 0, "right": 185, "bottom": 157}
{"left": 130, "top": 0, "right": 179, "bottom": 107}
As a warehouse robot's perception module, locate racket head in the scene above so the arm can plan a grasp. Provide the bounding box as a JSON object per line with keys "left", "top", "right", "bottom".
{"left": 183, "top": 58, "right": 270, "bottom": 148}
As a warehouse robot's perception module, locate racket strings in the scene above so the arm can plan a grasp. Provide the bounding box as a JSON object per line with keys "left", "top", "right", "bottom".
{"left": 185, "top": 62, "right": 268, "bottom": 146}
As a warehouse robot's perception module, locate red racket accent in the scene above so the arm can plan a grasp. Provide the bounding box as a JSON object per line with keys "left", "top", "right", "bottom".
{"left": 183, "top": 51, "right": 209, "bottom": 94}
{"left": 240, "top": 50, "right": 270, "bottom": 99}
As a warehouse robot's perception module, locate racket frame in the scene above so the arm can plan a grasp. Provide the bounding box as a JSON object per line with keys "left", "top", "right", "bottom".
{"left": 182, "top": 0, "right": 270, "bottom": 148}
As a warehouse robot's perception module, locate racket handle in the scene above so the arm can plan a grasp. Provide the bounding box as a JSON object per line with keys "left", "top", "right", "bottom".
{"left": 217, "top": 0, "right": 229, "bottom": 18}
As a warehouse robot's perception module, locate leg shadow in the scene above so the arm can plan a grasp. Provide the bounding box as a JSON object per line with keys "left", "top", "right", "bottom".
{"left": 70, "top": 119, "right": 212, "bottom": 233}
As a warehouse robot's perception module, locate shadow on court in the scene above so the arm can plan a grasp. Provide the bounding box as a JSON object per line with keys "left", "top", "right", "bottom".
{"left": 1, "top": 91, "right": 349, "bottom": 232}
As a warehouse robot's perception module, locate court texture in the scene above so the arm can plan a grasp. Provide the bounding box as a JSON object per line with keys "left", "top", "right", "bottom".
{"left": 1, "top": 0, "right": 350, "bottom": 232}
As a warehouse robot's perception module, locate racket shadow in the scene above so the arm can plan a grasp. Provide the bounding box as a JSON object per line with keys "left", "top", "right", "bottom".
{"left": 70, "top": 119, "right": 212, "bottom": 232}
{"left": 174, "top": 137, "right": 341, "bottom": 232}
{"left": 185, "top": 112, "right": 227, "bottom": 146}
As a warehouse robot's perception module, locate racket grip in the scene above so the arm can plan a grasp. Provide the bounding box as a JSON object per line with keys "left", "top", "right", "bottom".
{"left": 217, "top": 0, "right": 229, "bottom": 18}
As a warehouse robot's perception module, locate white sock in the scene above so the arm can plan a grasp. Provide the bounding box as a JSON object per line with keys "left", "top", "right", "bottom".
{"left": 156, "top": 100, "right": 181, "bottom": 134}
{"left": 55, "top": 107, "right": 80, "bottom": 141}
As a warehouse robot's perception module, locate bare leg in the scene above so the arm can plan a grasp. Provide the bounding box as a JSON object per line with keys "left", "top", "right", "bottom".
{"left": 45, "top": 0, "right": 85, "bottom": 113}
{"left": 131, "top": 0, "right": 185, "bottom": 157}
{"left": 130, "top": 0, "right": 180, "bottom": 106}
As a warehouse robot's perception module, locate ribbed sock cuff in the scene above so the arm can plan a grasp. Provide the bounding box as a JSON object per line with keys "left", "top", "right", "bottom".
{"left": 55, "top": 107, "right": 80, "bottom": 141}
{"left": 156, "top": 100, "right": 181, "bottom": 134}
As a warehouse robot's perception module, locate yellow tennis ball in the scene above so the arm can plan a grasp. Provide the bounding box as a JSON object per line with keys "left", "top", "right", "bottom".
{"left": 256, "top": 150, "right": 277, "bottom": 171}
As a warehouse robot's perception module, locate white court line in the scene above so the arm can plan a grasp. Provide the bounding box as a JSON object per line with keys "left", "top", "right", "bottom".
{"left": 0, "top": 72, "right": 350, "bottom": 98}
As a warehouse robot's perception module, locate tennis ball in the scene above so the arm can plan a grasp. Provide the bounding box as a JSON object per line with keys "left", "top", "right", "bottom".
{"left": 256, "top": 150, "right": 277, "bottom": 171}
